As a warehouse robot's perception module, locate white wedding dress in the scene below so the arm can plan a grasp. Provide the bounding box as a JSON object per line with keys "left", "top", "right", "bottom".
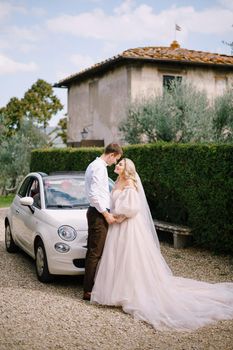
{"left": 91, "top": 185, "right": 233, "bottom": 331}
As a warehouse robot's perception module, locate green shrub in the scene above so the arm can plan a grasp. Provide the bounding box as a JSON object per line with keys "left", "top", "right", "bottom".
{"left": 31, "top": 147, "right": 103, "bottom": 174}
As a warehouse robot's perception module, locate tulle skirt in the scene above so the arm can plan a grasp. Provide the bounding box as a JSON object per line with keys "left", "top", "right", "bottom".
{"left": 91, "top": 214, "right": 233, "bottom": 331}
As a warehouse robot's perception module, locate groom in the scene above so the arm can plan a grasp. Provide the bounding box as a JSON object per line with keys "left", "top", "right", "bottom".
{"left": 83, "top": 143, "right": 123, "bottom": 300}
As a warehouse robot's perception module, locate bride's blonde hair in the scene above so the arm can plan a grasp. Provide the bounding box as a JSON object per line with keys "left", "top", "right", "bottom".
{"left": 122, "top": 158, "right": 138, "bottom": 190}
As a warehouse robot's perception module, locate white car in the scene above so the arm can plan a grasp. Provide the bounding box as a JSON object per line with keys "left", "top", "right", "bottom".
{"left": 4, "top": 172, "right": 114, "bottom": 283}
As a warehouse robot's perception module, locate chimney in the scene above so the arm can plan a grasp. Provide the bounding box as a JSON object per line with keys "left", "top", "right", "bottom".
{"left": 170, "top": 40, "right": 180, "bottom": 49}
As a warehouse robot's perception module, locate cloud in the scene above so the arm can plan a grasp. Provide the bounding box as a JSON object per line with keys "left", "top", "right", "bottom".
{"left": 0, "top": 54, "right": 38, "bottom": 75}
{"left": 114, "top": 0, "right": 136, "bottom": 15}
{"left": 0, "top": 3, "right": 45, "bottom": 53}
{"left": 0, "top": 25, "right": 43, "bottom": 53}
{"left": 218, "top": 0, "right": 233, "bottom": 11}
{"left": 70, "top": 53, "right": 94, "bottom": 70}
{"left": 30, "top": 7, "right": 47, "bottom": 17}
{"left": 55, "top": 54, "right": 95, "bottom": 82}
{"left": 181, "top": 7, "right": 233, "bottom": 34}
{"left": 0, "top": 2, "right": 26, "bottom": 20}
{"left": 7, "top": 26, "right": 40, "bottom": 42}
{"left": 0, "top": 2, "right": 45, "bottom": 19}
{"left": 47, "top": 5, "right": 168, "bottom": 42}
{"left": 55, "top": 70, "right": 71, "bottom": 81}
{"left": 47, "top": 1, "right": 233, "bottom": 45}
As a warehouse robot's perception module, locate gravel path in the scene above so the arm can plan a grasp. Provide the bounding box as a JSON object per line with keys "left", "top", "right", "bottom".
{"left": 0, "top": 208, "right": 233, "bottom": 350}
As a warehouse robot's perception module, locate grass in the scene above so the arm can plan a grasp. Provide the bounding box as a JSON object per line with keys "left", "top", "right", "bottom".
{"left": 0, "top": 195, "right": 14, "bottom": 208}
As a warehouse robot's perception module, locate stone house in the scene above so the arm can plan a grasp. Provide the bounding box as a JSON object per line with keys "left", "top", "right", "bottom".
{"left": 55, "top": 41, "right": 233, "bottom": 146}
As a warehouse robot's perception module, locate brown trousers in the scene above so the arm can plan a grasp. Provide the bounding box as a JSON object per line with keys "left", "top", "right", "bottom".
{"left": 83, "top": 206, "right": 108, "bottom": 293}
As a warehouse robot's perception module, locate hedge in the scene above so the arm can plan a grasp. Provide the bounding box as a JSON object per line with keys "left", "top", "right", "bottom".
{"left": 31, "top": 143, "right": 233, "bottom": 254}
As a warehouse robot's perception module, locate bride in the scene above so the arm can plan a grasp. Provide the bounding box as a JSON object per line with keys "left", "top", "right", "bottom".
{"left": 90, "top": 158, "right": 233, "bottom": 331}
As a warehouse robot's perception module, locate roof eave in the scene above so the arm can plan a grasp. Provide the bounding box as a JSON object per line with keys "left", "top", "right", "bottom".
{"left": 54, "top": 56, "right": 126, "bottom": 88}
{"left": 54, "top": 56, "right": 233, "bottom": 88}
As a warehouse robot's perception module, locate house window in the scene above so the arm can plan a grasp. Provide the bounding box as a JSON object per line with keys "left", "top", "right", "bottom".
{"left": 163, "top": 75, "right": 182, "bottom": 90}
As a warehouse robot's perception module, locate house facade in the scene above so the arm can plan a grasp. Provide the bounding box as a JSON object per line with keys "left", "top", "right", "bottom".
{"left": 55, "top": 41, "right": 233, "bottom": 146}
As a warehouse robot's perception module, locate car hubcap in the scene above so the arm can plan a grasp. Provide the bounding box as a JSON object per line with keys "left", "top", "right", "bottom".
{"left": 5, "top": 226, "right": 11, "bottom": 248}
{"left": 36, "top": 246, "right": 44, "bottom": 276}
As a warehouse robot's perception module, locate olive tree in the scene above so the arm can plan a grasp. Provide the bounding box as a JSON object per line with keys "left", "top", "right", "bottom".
{"left": 119, "top": 81, "right": 213, "bottom": 144}
{"left": 213, "top": 86, "right": 233, "bottom": 142}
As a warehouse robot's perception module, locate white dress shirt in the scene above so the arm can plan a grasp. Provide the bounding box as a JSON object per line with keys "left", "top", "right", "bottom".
{"left": 85, "top": 157, "right": 110, "bottom": 213}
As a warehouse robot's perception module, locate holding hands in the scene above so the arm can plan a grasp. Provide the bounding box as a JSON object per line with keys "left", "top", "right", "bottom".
{"left": 102, "top": 211, "right": 116, "bottom": 224}
{"left": 114, "top": 214, "right": 127, "bottom": 224}
{"left": 102, "top": 211, "right": 126, "bottom": 224}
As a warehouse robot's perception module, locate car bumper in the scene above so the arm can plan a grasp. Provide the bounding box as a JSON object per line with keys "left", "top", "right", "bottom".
{"left": 47, "top": 245, "right": 87, "bottom": 275}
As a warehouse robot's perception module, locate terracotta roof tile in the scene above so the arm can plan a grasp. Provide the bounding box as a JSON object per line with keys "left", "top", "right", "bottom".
{"left": 55, "top": 41, "right": 233, "bottom": 86}
{"left": 121, "top": 43, "right": 233, "bottom": 65}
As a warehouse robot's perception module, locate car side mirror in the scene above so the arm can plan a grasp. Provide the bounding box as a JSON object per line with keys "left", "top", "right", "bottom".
{"left": 20, "top": 197, "right": 35, "bottom": 213}
{"left": 20, "top": 197, "right": 34, "bottom": 206}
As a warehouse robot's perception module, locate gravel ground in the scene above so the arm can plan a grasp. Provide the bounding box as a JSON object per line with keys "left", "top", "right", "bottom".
{"left": 0, "top": 208, "right": 233, "bottom": 350}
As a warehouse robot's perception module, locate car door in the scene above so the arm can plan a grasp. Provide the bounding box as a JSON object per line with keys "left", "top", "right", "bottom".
{"left": 13, "top": 176, "right": 41, "bottom": 255}
{"left": 11, "top": 176, "right": 33, "bottom": 248}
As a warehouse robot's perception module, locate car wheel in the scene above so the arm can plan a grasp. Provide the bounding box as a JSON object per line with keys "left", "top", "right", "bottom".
{"left": 35, "top": 240, "right": 52, "bottom": 283}
{"left": 5, "top": 224, "right": 18, "bottom": 253}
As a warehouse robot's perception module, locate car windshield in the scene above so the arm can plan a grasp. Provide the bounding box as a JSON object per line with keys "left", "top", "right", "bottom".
{"left": 43, "top": 176, "right": 88, "bottom": 209}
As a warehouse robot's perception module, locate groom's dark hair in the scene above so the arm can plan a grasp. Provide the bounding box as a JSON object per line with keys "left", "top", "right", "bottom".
{"left": 104, "top": 143, "right": 123, "bottom": 156}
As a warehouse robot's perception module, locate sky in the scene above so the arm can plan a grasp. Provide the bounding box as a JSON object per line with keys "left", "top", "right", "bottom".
{"left": 0, "top": 0, "right": 233, "bottom": 126}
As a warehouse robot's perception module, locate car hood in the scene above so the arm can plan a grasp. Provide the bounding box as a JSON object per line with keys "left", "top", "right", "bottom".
{"left": 39, "top": 208, "right": 88, "bottom": 231}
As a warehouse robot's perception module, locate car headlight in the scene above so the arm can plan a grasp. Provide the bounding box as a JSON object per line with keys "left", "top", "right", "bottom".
{"left": 58, "top": 225, "right": 77, "bottom": 241}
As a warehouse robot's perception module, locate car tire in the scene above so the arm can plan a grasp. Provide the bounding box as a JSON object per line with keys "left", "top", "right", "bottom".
{"left": 5, "top": 224, "right": 18, "bottom": 253}
{"left": 35, "top": 240, "right": 52, "bottom": 283}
